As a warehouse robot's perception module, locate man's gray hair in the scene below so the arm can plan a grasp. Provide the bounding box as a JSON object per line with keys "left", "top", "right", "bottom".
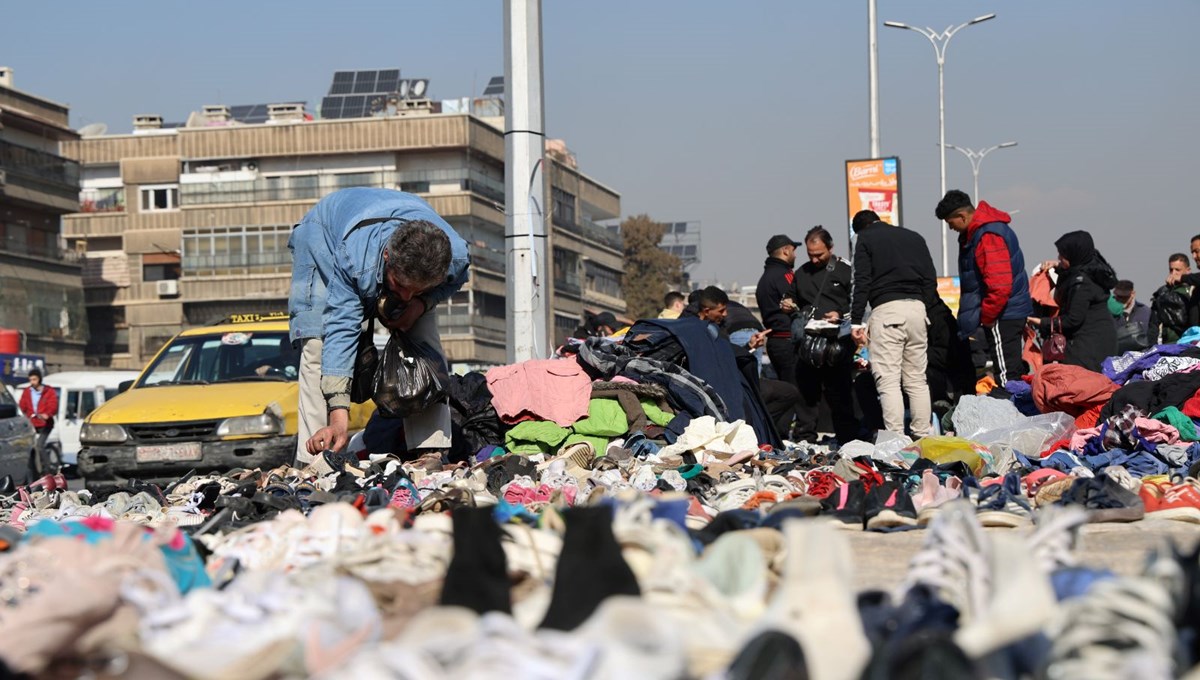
{"left": 385, "top": 220, "right": 452, "bottom": 288}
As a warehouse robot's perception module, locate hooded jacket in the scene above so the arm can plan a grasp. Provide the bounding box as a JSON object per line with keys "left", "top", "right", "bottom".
{"left": 956, "top": 202, "right": 1033, "bottom": 335}
{"left": 755, "top": 257, "right": 796, "bottom": 334}
{"left": 1042, "top": 231, "right": 1118, "bottom": 372}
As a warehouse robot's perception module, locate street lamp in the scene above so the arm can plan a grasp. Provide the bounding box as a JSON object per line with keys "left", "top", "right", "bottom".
{"left": 885, "top": 13, "right": 996, "bottom": 276}
{"left": 943, "top": 141, "right": 1017, "bottom": 204}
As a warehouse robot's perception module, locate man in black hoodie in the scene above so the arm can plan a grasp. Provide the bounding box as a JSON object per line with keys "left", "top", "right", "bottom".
{"left": 849, "top": 211, "right": 937, "bottom": 439}
{"left": 756, "top": 234, "right": 802, "bottom": 390}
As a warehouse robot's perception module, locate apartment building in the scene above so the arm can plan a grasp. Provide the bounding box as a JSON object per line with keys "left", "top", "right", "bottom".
{"left": 61, "top": 93, "right": 625, "bottom": 370}
{"left": 0, "top": 68, "right": 86, "bottom": 368}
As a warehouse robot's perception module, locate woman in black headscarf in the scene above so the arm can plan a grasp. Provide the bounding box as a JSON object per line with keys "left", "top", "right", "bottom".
{"left": 1027, "top": 230, "right": 1118, "bottom": 371}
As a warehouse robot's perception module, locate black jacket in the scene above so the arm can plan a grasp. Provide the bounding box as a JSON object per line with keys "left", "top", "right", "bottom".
{"left": 1042, "top": 265, "right": 1118, "bottom": 372}
{"left": 1180, "top": 273, "right": 1200, "bottom": 329}
{"left": 793, "top": 258, "right": 852, "bottom": 318}
{"left": 850, "top": 222, "right": 938, "bottom": 324}
{"left": 756, "top": 257, "right": 795, "bottom": 333}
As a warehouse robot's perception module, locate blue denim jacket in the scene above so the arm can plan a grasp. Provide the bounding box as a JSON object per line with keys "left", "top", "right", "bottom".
{"left": 287, "top": 188, "right": 470, "bottom": 378}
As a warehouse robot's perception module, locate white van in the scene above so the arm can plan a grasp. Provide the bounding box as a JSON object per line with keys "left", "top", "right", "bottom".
{"left": 17, "top": 371, "right": 139, "bottom": 468}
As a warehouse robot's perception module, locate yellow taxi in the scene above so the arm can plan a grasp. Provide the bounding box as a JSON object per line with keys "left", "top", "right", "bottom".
{"left": 78, "top": 313, "right": 374, "bottom": 491}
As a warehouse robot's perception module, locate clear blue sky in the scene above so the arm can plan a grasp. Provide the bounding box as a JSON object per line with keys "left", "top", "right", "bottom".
{"left": 6, "top": 0, "right": 1195, "bottom": 295}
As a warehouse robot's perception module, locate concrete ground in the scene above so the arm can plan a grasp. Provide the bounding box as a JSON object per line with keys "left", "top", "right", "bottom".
{"left": 847, "top": 518, "right": 1200, "bottom": 591}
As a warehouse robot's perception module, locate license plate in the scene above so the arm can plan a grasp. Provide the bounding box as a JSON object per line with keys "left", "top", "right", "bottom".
{"left": 136, "top": 442, "right": 202, "bottom": 463}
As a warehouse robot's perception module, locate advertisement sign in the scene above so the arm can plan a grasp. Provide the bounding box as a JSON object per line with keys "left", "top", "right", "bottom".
{"left": 845, "top": 157, "right": 902, "bottom": 230}
{"left": 0, "top": 353, "right": 45, "bottom": 386}
{"left": 938, "top": 277, "right": 962, "bottom": 316}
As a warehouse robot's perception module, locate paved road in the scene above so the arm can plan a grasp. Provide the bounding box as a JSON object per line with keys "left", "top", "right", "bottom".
{"left": 846, "top": 519, "right": 1200, "bottom": 591}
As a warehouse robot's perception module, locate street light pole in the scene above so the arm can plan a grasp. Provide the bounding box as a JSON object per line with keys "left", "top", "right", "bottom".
{"left": 868, "top": 0, "right": 880, "bottom": 158}
{"left": 884, "top": 13, "right": 996, "bottom": 276}
{"left": 943, "top": 141, "right": 1018, "bottom": 203}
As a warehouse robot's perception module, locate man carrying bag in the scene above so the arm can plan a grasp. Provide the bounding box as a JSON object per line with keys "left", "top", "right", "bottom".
{"left": 288, "top": 188, "right": 470, "bottom": 463}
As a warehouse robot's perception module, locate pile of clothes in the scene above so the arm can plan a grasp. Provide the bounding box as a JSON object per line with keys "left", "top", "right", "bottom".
{"left": 1, "top": 323, "right": 1200, "bottom": 677}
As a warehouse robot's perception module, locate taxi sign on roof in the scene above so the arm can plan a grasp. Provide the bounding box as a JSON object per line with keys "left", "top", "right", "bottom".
{"left": 222, "top": 312, "right": 289, "bottom": 325}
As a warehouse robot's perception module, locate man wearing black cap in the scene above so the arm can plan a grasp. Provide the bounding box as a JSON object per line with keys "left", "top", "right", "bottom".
{"left": 936, "top": 189, "right": 1032, "bottom": 388}
{"left": 756, "top": 234, "right": 802, "bottom": 396}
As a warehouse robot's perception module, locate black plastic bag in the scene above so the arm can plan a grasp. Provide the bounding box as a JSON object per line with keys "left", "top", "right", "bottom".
{"left": 372, "top": 333, "right": 448, "bottom": 418}
{"left": 350, "top": 314, "right": 377, "bottom": 404}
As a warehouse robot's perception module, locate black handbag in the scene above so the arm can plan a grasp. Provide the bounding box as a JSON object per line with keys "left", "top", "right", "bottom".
{"left": 373, "top": 333, "right": 449, "bottom": 418}
{"left": 350, "top": 309, "right": 377, "bottom": 405}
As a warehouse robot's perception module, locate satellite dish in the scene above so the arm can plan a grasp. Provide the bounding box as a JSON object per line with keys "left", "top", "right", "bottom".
{"left": 78, "top": 122, "right": 108, "bottom": 137}
{"left": 410, "top": 79, "right": 428, "bottom": 98}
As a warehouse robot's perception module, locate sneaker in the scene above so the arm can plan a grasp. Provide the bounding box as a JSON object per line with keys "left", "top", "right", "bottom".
{"left": 897, "top": 500, "right": 991, "bottom": 625}
{"left": 1027, "top": 504, "right": 1090, "bottom": 573}
{"left": 975, "top": 472, "right": 1033, "bottom": 528}
{"left": 1146, "top": 478, "right": 1200, "bottom": 523}
{"left": 804, "top": 470, "right": 845, "bottom": 500}
{"left": 821, "top": 480, "right": 867, "bottom": 530}
{"left": 914, "top": 471, "right": 963, "bottom": 526}
{"left": 1042, "top": 576, "right": 1176, "bottom": 680}
{"left": 1056, "top": 476, "right": 1146, "bottom": 523}
{"left": 863, "top": 482, "right": 918, "bottom": 531}
{"left": 1034, "top": 475, "right": 1078, "bottom": 508}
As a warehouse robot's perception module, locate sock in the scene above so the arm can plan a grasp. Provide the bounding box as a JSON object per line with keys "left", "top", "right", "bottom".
{"left": 539, "top": 506, "right": 640, "bottom": 631}
{"left": 438, "top": 507, "right": 511, "bottom": 614}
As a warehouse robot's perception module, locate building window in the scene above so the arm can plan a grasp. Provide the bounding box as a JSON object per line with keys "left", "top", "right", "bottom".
{"left": 553, "top": 247, "right": 580, "bottom": 293}
{"left": 143, "top": 260, "right": 181, "bottom": 282}
{"left": 140, "top": 185, "right": 179, "bottom": 212}
{"left": 182, "top": 225, "right": 292, "bottom": 276}
{"left": 554, "top": 313, "right": 578, "bottom": 346}
{"left": 551, "top": 187, "right": 576, "bottom": 228}
{"left": 585, "top": 262, "right": 623, "bottom": 299}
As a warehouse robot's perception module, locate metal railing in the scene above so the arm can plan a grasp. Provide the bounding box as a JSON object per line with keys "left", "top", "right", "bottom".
{"left": 0, "top": 140, "right": 80, "bottom": 188}
{"left": 178, "top": 168, "right": 507, "bottom": 207}
{"left": 0, "top": 229, "right": 79, "bottom": 262}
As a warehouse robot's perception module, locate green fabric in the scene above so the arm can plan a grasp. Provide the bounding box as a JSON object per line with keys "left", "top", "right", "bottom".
{"left": 571, "top": 399, "right": 629, "bottom": 437}
{"left": 640, "top": 398, "right": 674, "bottom": 427}
{"left": 505, "top": 420, "right": 570, "bottom": 455}
{"left": 562, "top": 434, "right": 610, "bottom": 455}
{"left": 1153, "top": 407, "right": 1198, "bottom": 442}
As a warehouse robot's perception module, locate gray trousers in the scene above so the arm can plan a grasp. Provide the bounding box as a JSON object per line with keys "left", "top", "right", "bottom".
{"left": 296, "top": 309, "right": 452, "bottom": 463}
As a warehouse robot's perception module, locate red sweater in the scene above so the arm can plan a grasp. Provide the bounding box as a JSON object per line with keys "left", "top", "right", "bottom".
{"left": 18, "top": 385, "right": 58, "bottom": 429}
{"left": 965, "top": 202, "right": 1014, "bottom": 327}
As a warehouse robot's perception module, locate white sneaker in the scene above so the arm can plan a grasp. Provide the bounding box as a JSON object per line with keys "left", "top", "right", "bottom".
{"left": 898, "top": 499, "right": 991, "bottom": 625}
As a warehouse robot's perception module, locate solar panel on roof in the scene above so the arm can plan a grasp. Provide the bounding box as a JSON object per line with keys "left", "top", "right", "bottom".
{"left": 377, "top": 69, "right": 400, "bottom": 93}
{"left": 483, "top": 76, "right": 504, "bottom": 96}
{"left": 353, "top": 70, "right": 378, "bottom": 93}
{"left": 320, "top": 97, "right": 343, "bottom": 118}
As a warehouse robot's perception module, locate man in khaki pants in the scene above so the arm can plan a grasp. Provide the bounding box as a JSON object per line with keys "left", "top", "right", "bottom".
{"left": 849, "top": 210, "right": 938, "bottom": 439}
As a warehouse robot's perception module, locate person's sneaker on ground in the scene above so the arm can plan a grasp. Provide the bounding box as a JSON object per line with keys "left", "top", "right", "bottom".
{"left": 821, "top": 480, "right": 867, "bottom": 530}
{"left": 975, "top": 472, "right": 1034, "bottom": 528}
{"left": 803, "top": 470, "right": 845, "bottom": 500}
{"left": 864, "top": 481, "right": 918, "bottom": 531}
{"left": 1055, "top": 476, "right": 1146, "bottom": 523}
{"left": 1146, "top": 478, "right": 1200, "bottom": 523}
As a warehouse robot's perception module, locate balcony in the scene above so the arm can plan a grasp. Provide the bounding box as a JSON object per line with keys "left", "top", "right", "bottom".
{"left": 441, "top": 310, "right": 506, "bottom": 343}
{"left": 0, "top": 140, "right": 80, "bottom": 212}
{"left": 178, "top": 168, "right": 506, "bottom": 207}
{"left": 0, "top": 225, "right": 80, "bottom": 263}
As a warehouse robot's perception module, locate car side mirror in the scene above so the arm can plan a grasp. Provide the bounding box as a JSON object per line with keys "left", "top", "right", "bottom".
{"left": 118, "top": 380, "right": 134, "bottom": 393}
{"left": 0, "top": 404, "right": 16, "bottom": 419}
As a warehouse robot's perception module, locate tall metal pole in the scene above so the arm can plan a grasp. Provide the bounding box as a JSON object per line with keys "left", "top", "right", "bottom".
{"left": 937, "top": 57, "right": 947, "bottom": 274}
{"left": 885, "top": 14, "right": 995, "bottom": 276}
{"left": 504, "top": 0, "right": 548, "bottom": 362}
{"left": 868, "top": 0, "right": 880, "bottom": 158}
{"left": 944, "top": 142, "right": 1018, "bottom": 204}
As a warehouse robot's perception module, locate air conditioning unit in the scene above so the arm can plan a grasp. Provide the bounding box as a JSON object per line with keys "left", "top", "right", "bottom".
{"left": 156, "top": 280, "right": 179, "bottom": 297}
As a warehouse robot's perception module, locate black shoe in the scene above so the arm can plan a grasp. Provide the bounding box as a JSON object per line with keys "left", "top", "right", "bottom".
{"left": 1056, "top": 476, "right": 1145, "bottom": 523}
{"left": 864, "top": 481, "right": 918, "bottom": 530}
{"left": 726, "top": 630, "right": 809, "bottom": 680}
{"left": 821, "top": 480, "right": 867, "bottom": 527}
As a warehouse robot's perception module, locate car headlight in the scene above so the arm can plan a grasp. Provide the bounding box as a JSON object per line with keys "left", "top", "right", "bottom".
{"left": 80, "top": 423, "right": 129, "bottom": 444}
{"left": 216, "top": 413, "right": 284, "bottom": 437}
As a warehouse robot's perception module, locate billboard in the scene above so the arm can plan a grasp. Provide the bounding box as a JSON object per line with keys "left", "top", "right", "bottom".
{"left": 0, "top": 353, "right": 46, "bottom": 386}
{"left": 937, "top": 277, "right": 962, "bottom": 316}
{"left": 845, "top": 157, "right": 902, "bottom": 231}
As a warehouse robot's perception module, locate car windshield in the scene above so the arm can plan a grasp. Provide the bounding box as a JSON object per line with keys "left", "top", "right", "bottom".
{"left": 138, "top": 331, "right": 299, "bottom": 387}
